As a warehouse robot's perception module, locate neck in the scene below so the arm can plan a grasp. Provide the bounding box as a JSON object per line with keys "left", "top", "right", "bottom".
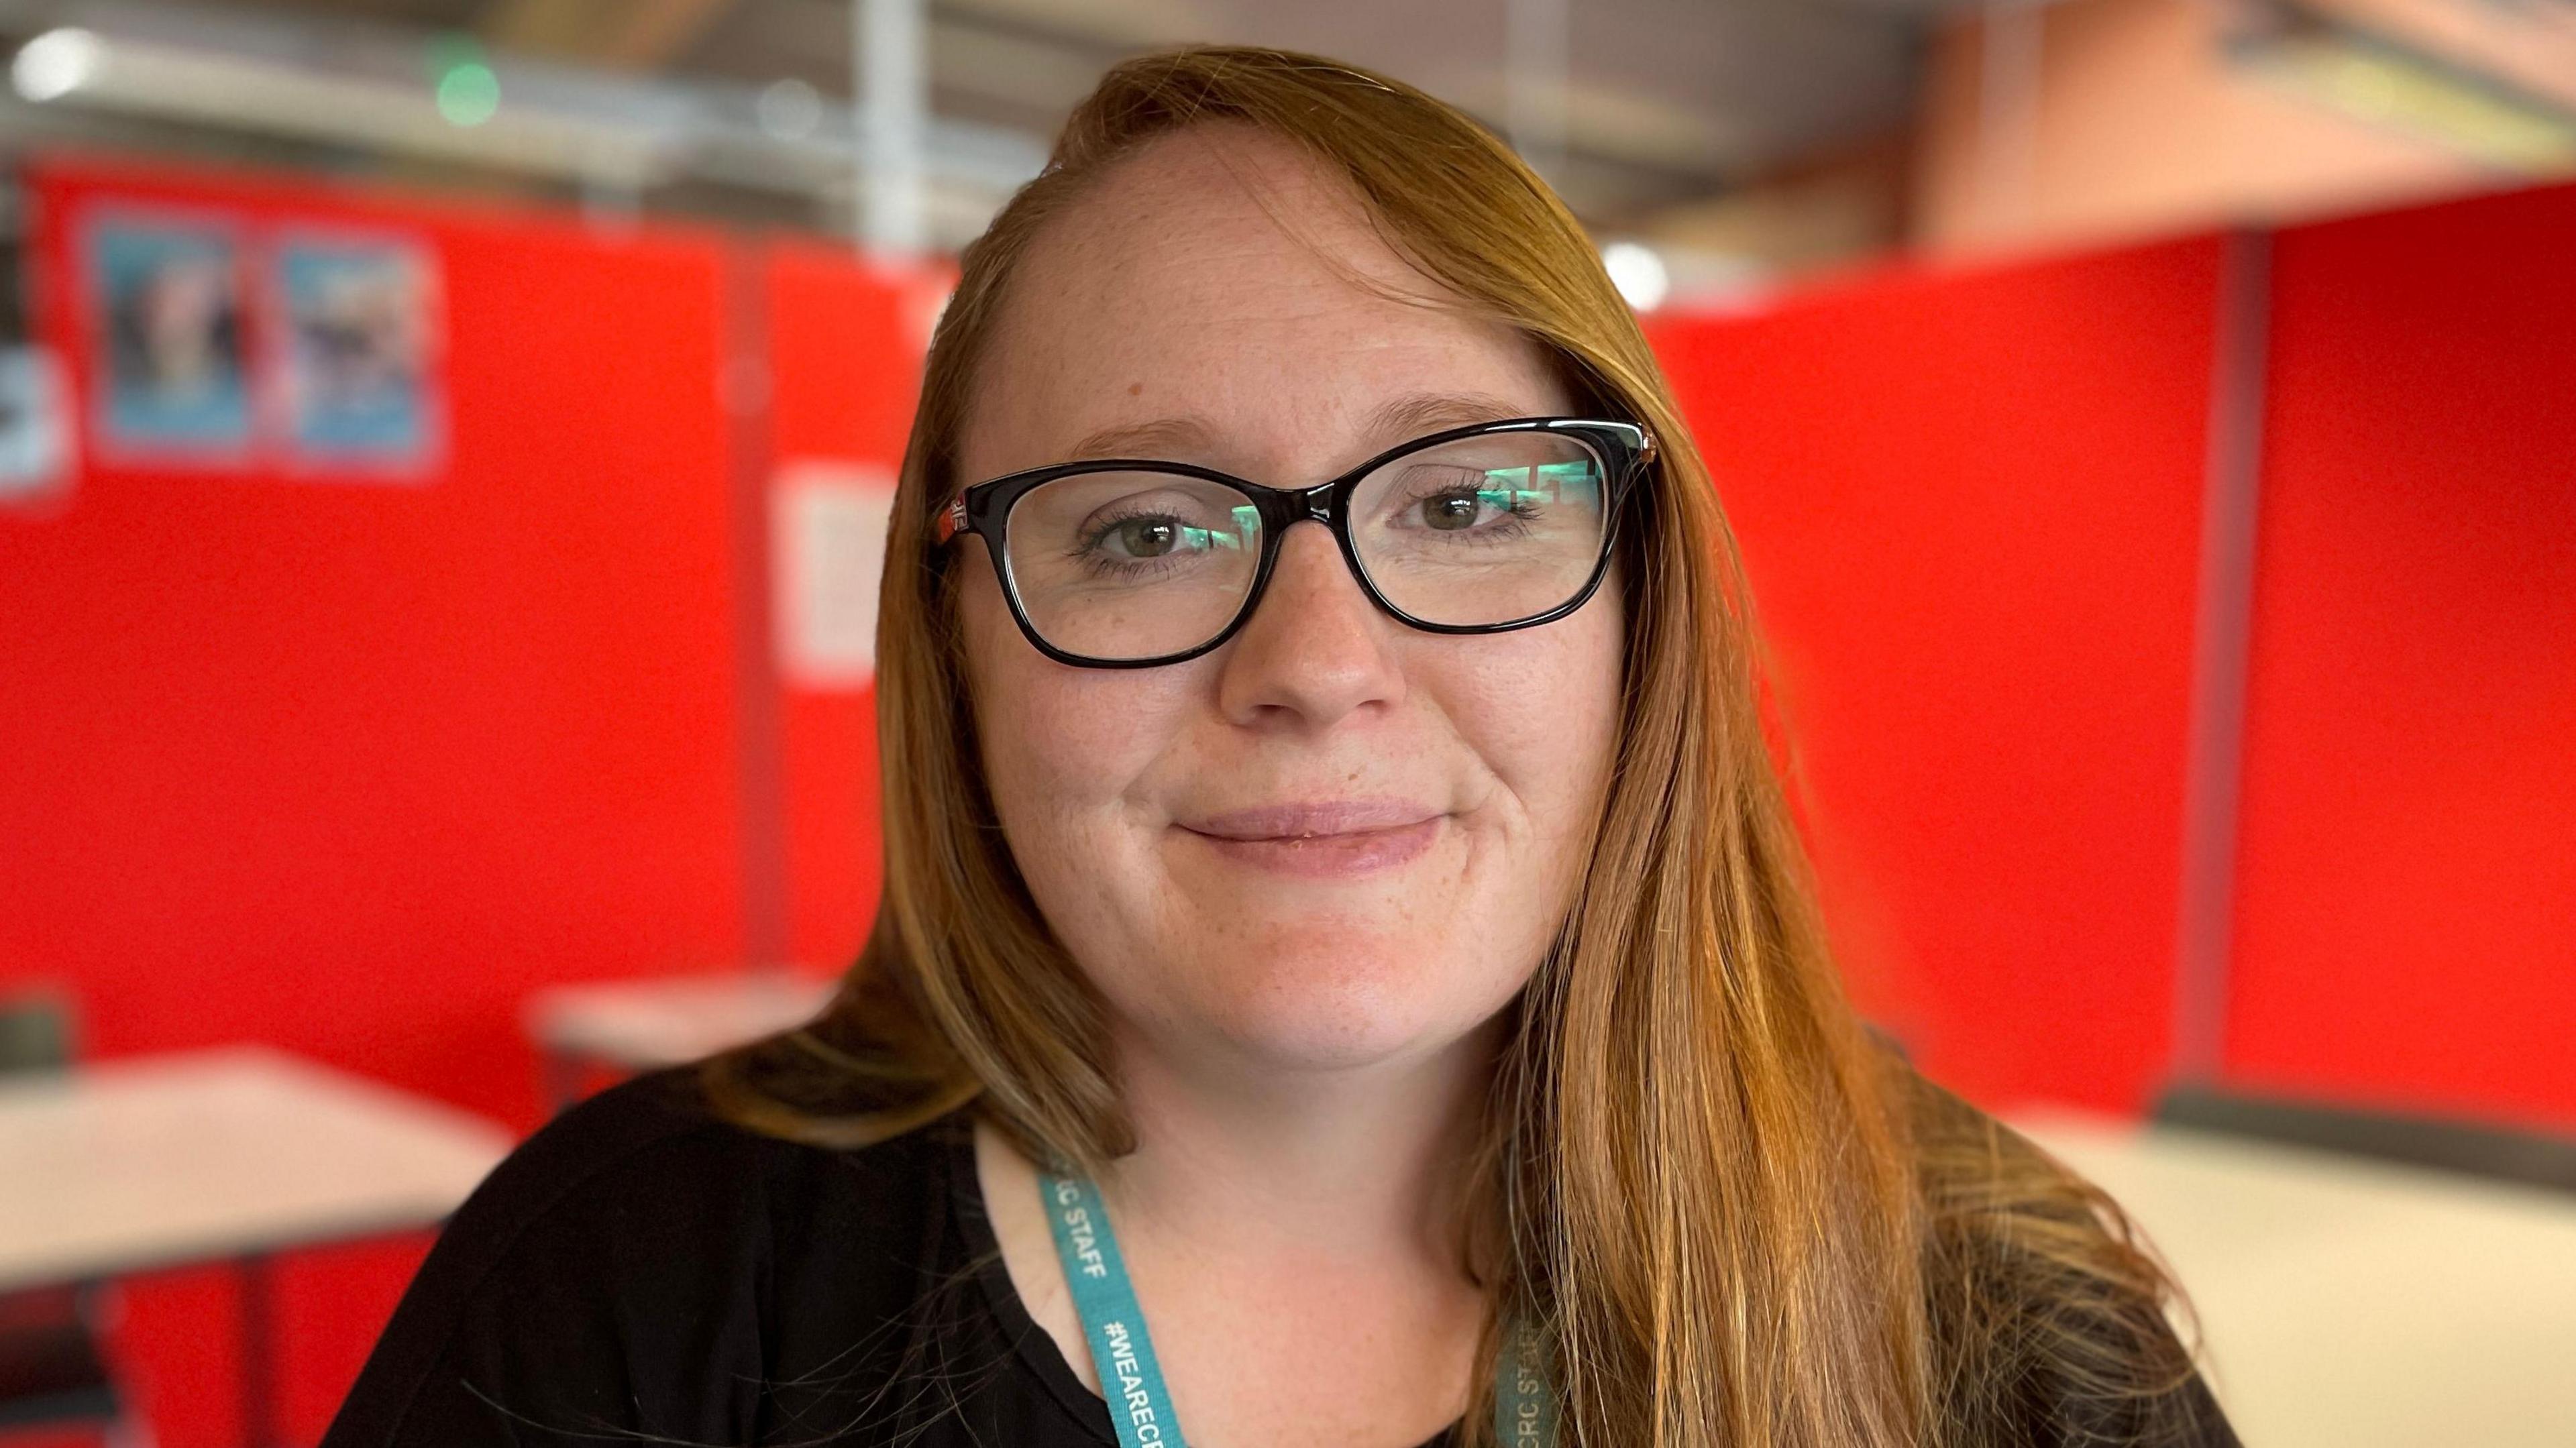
{"left": 1097, "top": 1018, "right": 1505, "bottom": 1272}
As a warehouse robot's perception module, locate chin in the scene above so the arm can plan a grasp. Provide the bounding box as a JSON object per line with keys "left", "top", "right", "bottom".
{"left": 1163, "top": 928, "right": 1517, "bottom": 1074}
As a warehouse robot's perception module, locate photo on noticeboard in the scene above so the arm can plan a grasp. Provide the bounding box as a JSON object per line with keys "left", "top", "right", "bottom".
{"left": 84, "top": 211, "right": 252, "bottom": 461}
{"left": 270, "top": 231, "right": 443, "bottom": 473}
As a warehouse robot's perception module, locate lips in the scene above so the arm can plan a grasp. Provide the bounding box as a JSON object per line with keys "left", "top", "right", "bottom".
{"left": 1177, "top": 799, "right": 1444, "bottom": 877}
{"left": 1184, "top": 800, "right": 1438, "bottom": 840}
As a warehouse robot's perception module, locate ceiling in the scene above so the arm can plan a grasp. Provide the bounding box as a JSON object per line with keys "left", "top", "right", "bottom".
{"left": 0, "top": 0, "right": 1981, "bottom": 237}
{"left": 665, "top": 0, "right": 1949, "bottom": 217}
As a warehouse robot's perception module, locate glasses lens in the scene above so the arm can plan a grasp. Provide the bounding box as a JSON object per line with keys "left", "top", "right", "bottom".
{"left": 1002, "top": 470, "right": 1265, "bottom": 661}
{"left": 1350, "top": 431, "right": 1610, "bottom": 627}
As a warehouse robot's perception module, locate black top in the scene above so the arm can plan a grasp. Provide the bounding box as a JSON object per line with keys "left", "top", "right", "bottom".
{"left": 323, "top": 1070, "right": 2239, "bottom": 1447}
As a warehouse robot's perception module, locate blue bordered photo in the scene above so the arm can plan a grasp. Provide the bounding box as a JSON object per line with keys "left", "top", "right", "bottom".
{"left": 270, "top": 230, "right": 443, "bottom": 473}
{"left": 84, "top": 210, "right": 252, "bottom": 461}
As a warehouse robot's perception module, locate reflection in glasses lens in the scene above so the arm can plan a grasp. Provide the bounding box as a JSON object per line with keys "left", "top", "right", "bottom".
{"left": 1003, "top": 471, "right": 1266, "bottom": 662}
{"left": 996, "top": 431, "right": 1613, "bottom": 663}
{"left": 1350, "top": 432, "right": 1605, "bottom": 628}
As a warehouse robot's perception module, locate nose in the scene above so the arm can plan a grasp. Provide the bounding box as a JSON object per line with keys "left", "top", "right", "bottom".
{"left": 1214, "top": 520, "right": 1405, "bottom": 732}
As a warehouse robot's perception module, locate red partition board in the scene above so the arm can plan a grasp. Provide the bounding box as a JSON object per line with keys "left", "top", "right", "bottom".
{"left": 1647, "top": 237, "right": 2222, "bottom": 1114}
{"left": 1, "top": 154, "right": 741, "bottom": 1445}
{"left": 759, "top": 241, "right": 944, "bottom": 971}
{"left": 2226, "top": 182, "right": 2576, "bottom": 1131}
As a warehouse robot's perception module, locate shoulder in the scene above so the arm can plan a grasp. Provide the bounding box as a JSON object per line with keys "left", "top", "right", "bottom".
{"left": 1899, "top": 1069, "right": 2242, "bottom": 1448}
{"left": 405, "top": 1065, "right": 959, "bottom": 1299}
{"left": 466, "top": 1065, "right": 953, "bottom": 1244}
{"left": 322, "top": 1067, "right": 968, "bottom": 1447}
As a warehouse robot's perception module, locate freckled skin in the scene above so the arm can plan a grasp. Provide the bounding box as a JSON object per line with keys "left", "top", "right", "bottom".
{"left": 956, "top": 127, "right": 1625, "bottom": 1084}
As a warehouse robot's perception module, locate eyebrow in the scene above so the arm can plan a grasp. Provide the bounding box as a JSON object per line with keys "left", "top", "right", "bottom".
{"left": 1063, "top": 415, "right": 1222, "bottom": 463}
{"left": 1361, "top": 390, "right": 1532, "bottom": 440}
{"left": 1060, "top": 390, "right": 1536, "bottom": 467}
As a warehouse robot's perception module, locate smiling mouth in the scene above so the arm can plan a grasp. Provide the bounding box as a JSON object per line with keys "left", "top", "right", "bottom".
{"left": 1177, "top": 802, "right": 1444, "bottom": 878}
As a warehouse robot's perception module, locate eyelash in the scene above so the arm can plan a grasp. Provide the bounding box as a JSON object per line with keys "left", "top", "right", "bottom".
{"left": 1384, "top": 477, "right": 1545, "bottom": 541}
{"left": 1068, "top": 504, "right": 1211, "bottom": 578}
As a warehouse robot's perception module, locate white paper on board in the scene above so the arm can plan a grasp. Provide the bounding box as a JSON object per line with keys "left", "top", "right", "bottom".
{"left": 0, "top": 347, "right": 74, "bottom": 504}
{"left": 772, "top": 459, "right": 896, "bottom": 691}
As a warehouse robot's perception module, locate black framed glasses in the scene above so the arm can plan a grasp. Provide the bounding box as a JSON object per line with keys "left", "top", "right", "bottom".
{"left": 933, "top": 416, "right": 1656, "bottom": 668}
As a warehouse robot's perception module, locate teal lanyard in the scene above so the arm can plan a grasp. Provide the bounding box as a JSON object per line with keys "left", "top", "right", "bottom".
{"left": 1038, "top": 1169, "right": 1558, "bottom": 1447}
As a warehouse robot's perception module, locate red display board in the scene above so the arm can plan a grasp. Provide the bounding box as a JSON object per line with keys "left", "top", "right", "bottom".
{"left": 759, "top": 241, "right": 946, "bottom": 970}
{"left": 1, "top": 154, "right": 743, "bottom": 1447}
{"left": 2226, "top": 183, "right": 2576, "bottom": 1131}
{"left": 3, "top": 144, "right": 2568, "bottom": 1445}
{"left": 1649, "top": 237, "right": 2224, "bottom": 1115}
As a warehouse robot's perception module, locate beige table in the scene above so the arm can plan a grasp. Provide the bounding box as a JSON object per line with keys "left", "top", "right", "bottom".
{"left": 524, "top": 968, "right": 835, "bottom": 1109}
{"left": 0, "top": 1046, "right": 512, "bottom": 1446}
{"left": 2015, "top": 1107, "right": 2576, "bottom": 1448}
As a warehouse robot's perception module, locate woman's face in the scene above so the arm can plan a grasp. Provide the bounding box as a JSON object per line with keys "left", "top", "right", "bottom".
{"left": 956, "top": 128, "right": 1625, "bottom": 1080}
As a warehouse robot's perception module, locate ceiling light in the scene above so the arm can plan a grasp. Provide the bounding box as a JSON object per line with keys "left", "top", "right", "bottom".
{"left": 1601, "top": 241, "right": 1670, "bottom": 312}
{"left": 13, "top": 27, "right": 103, "bottom": 104}
{"left": 429, "top": 34, "right": 499, "bottom": 128}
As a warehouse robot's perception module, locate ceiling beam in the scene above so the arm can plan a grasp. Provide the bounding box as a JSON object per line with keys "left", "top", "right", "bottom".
{"left": 477, "top": 0, "right": 742, "bottom": 71}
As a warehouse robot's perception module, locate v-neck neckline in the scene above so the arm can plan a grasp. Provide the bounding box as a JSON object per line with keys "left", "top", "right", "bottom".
{"left": 945, "top": 1116, "right": 1121, "bottom": 1441}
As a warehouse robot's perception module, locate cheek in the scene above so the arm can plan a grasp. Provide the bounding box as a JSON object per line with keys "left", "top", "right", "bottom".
{"left": 959, "top": 559, "right": 1189, "bottom": 842}
{"left": 1442, "top": 588, "right": 1625, "bottom": 841}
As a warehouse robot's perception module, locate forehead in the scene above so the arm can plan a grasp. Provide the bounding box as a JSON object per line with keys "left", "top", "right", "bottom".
{"left": 963, "top": 125, "right": 1567, "bottom": 481}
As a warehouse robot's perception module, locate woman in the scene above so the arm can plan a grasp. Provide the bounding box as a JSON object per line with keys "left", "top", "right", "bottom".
{"left": 325, "top": 46, "right": 2237, "bottom": 1448}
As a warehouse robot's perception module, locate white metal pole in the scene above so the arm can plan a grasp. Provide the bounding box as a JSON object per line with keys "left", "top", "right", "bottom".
{"left": 855, "top": 0, "right": 926, "bottom": 256}
{"left": 1506, "top": 0, "right": 1570, "bottom": 185}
